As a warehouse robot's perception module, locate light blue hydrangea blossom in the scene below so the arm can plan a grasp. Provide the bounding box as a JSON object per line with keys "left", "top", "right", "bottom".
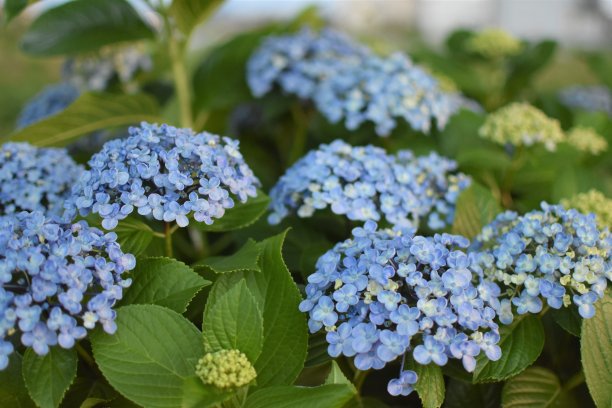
{"left": 0, "top": 211, "right": 134, "bottom": 369}
{"left": 314, "top": 52, "right": 455, "bottom": 136}
{"left": 470, "top": 203, "right": 611, "bottom": 323}
{"left": 16, "top": 83, "right": 80, "bottom": 129}
{"left": 559, "top": 85, "right": 612, "bottom": 117}
{"left": 268, "top": 140, "right": 470, "bottom": 230}
{"left": 66, "top": 123, "right": 260, "bottom": 230}
{"left": 300, "top": 221, "right": 502, "bottom": 395}
{"left": 0, "top": 142, "right": 83, "bottom": 217}
{"left": 247, "top": 28, "right": 370, "bottom": 100}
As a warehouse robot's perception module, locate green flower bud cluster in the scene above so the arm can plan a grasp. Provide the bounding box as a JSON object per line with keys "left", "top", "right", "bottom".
{"left": 479, "top": 103, "right": 565, "bottom": 151}
{"left": 466, "top": 28, "right": 523, "bottom": 59}
{"left": 567, "top": 126, "right": 608, "bottom": 155}
{"left": 196, "top": 350, "right": 257, "bottom": 389}
{"left": 561, "top": 189, "right": 612, "bottom": 228}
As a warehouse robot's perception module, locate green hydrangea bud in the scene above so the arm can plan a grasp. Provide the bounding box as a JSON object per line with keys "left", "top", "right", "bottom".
{"left": 567, "top": 126, "right": 608, "bottom": 155}
{"left": 479, "top": 102, "right": 565, "bottom": 151}
{"left": 196, "top": 349, "right": 257, "bottom": 389}
{"left": 467, "top": 28, "right": 523, "bottom": 59}
{"left": 561, "top": 189, "right": 612, "bottom": 228}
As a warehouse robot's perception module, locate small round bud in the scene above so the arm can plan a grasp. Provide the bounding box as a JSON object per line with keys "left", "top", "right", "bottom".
{"left": 196, "top": 350, "right": 257, "bottom": 389}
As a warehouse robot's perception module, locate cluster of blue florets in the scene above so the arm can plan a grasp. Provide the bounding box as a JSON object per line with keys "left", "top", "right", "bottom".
{"left": 248, "top": 28, "right": 459, "bottom": 136}
{"left": 268, "top": 140, "right": 470, "bottom": 230}
{"left": 247, "top": 28, "right": 369, "bottom": 99}
{"left": 16, "top": 83, "right": 80, "bottom": 129}
{"left": 559, "top": 85, "right": 612, "bottom": 117}
{"left": 300, "top": 221, "right": 502, "bottom": 395}
{"left": 65, "top": 122, "right": 260, "bottom": 230}
{"left": 470, "top": 203, "right": 611, "bottom": 323}
{"left": 0, "top": 142, "right": 83, "bottom": 217}
{"left": 0, "top": 211, "right": 134, "bottom": 369}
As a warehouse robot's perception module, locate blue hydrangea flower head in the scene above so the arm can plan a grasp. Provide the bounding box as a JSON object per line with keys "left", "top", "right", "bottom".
{"left": 300, "top": 221, "right": 502, "bottom": 395}
{"left": 0, "top": 142, "right": 83, "bottom": 217}
{"left": 470, "top": 203, "right": 611, "bottom": 322}
{"left": 268, "top": 140, "right": 470, "bottom": 230}
{"left": 16, "top": 83, "right": 80, "bottom": 129}
{"left": 66, "top": 122, "right": 260, "bottom": 229}
{"left": 0, "top": 211, "right": 134, "bottom": 369}
{"left": 314, "top": 52, "right": 456, "bottom": 136}
{"left": 559, "top": 85, "right": 612, "bottom": 117}
{"left": 247, "top": 27, "right": 370, "bottom": 99}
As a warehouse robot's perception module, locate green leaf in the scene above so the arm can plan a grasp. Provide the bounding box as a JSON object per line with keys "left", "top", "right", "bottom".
{"left": 407, "top": 360, "right": 445, "bottom": 408}
{"left": 194, "top": 192, "right": 270, "bottom": 232}
{"left": 505, "top": 40, "right": 557, "bottom": 97}
{"left": 305, "top": 332, "right": 332, "bottom": 367}
{"left": 0, "top": 353, "right": 35, "bottom": 408}
{"left": 244, "top": 384, "right": 355, "bottom": 408}
{"left": 192, "top": 239, "right": 261, "bottom": 274}
{"left": 501, "top": 366, "right": 561, "bottom": 408}
{"left": 170, "top": 0, "right": 224, "bottom": 36}
{"left": 473, "top": 315, "right": 545, "bottom": 383}
{"left": 443, "top": 379, "right": 501, "bottom": 408}
{"left": 21, "top": 0, "right": 155, "bottom": 56}
{"left": 452, "top": 182, "right": 501, "bottom": 239}
{"left": 180, "top": 376, "right": 231, "bottom": 408}
{"left": 203, "top": 279, "right": 264, "bottom": 362}
{"left": 456, "top": 148, "right": 511, "bottom": 171}
{"left": 4, "top": 0, "right": 29, "bottom": 22}
{"left": 325, "top": 361, "right": 355, "bottom": 390}
{"left": 120, "top": 257, "right": 210, "bottom": 313}
{"left": 550, "top": 307, "right": 581, "bottom": 337}
{"left": 581, "top": 293, "right": 612, "bottom": 408}
{"left": 8, "top": 92, "right": 160, "bottom": 147}
{"left": 22, "top": 347, "right": 77, "bottom": 408}
{"left": 90, "top": 305, "right": 204, "bottom": 408}
{"left": 113, "top": 217, "right": 157, "bottom": 256}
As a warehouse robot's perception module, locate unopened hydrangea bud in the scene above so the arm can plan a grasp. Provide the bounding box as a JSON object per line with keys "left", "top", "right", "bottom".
{"left": 466, "top": 28, "right": 523, "bottom": 59}
{"left": 566, "top": 126, "right": 608, "bottom": 155}
{"left": 196, "top": 350, "right": 257, "bottom": 389}
{"left": 479, "top": 103, "right": 565, "bottom": 151}
{"left": 561, "top": 190, "right": 612, "bottom": 228}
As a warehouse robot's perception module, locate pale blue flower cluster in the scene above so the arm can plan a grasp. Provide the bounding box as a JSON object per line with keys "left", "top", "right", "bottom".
{"left": 0, "top": 143, "right": 83, "bottom": 217}
{"left": 559, "top": 85, "right": 612, "bottom": 117}
{"left": 66, "top": 122, "right": 260, "bottom": 230}
{"left": 300, "top": 221, "right": 502, "bottom": 395}
{"left": 16, "top": 83, "right": 80, "bottom": 129}
{"left": 268, "top": 140, "right": 470, "bottom": 230}
{"left": 0, "top": 211, "right": 134, "bottom": 369}
{"left": 314, "top": 52, "right": 455, "bottom": 136}
{"left": 247, "top": 28, "right": 369, "bottom": 99}
{"left": 248, "top": 29, "right": 459, "bottom": 136}
{"left": 470, "top": 203, "right": 611, "bottom": 323}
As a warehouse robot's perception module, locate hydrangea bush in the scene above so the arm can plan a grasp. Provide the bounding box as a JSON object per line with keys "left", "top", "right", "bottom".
{"left": 1, "top": 2, "right": 610, "bottom": 408}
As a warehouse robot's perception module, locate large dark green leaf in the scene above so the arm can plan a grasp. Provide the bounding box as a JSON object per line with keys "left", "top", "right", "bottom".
{"left": 443, "top": 380, "right": 501, "bottom": 408}
{"left": 473, "top": 315, "right": 544, "bottom": 383}
{"left": 8, "top": 92, "right": 160, "bottom": 147}
{"left": 407, "top": 361, "right": 445, "bottom": 408}
{"left": 180, "top": 376, "right": 231, "bottom": 408}
{"left": 550, "top": 307, "right": 581, "bottom": 337}
{"left": 0, "top": 353, "right": 36, "bottom": 407}
{"left": 193, "top": 192, "right": 270, "bottom": 232}
{"left": 21, "top": 0, "right": 155, "bottom": 56}
{"left": 244, "top": 384, "right": 355, "bottom": 408}
{"left": 192, "top": 239, "right": 261, "bottom": 274}
{"left": 501, "top": 367, "right": 561, "bottom": 408}
{"left": 112, "top": 217, "right": 157, "bottom": 256}
{"left": 90, "top": 305, "right": 204, "bottom": 408}
{"left": 170, "top": 0, "right": 224, "bottom": 36}
{"left": 451, "top": 182, "right": 501, "bottom": 240}
{"left": 22, "top": 347, "right": 77, "bottom": 408}
{"left": 581, "top": 293, "right": 612, "bottom": 408}
{"left": 505, "top": 40, "right": 557, "bottom": 97}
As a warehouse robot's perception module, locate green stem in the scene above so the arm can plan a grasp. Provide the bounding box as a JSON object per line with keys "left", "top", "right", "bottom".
{"left": 353, "top": 370, "right": 369, "bottom": 392}
{"left": 75, "top": 343, "right": 96, "bottom": 369}
{"left": 165, "top": 222, "right": 174, "bottom": 258}
{"left": 288, "top": 103, "right": 308, "bottom": 165}
{"left": 563, "top": 371, "right": 585, "bottom": 391}
{"left": 164, "top": 15, "right": 193, "bottom": 129}
{"left": 500, "top": 146, "right": 525, "bottom": 208}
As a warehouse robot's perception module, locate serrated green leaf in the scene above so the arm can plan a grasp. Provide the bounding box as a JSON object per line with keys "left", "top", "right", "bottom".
{"left": 193, "top": 192, "right": 270, "bottom": 232}
{"left": 180, "top": 376, "right": 231, "bottom": 408}
{"left": 119, "top": 257, "right": 210, "bottom": 313}
{"left": 170, "top": 0, "right": 224, "bottom": 36}
{"left": 244, "top": 384, "right": 355, "bottom": 408}
{"left": 581, "top": 293, "right": 612, "bottom": 408}
{"left": 501, "top": 366, "right": 561, "bottom": 408}
{"left": 21, "top": 0, "right": 155, "bottom": 56}
{"left": 113, "top": 218, "right": 156, "bottom": 256}
{"left": 22, "top": 347, "right": 77, "bottom": 408}
{"left": 8, "top": 92, "right": 160, "bottom": 147}
{"left": 452, "top": 182, "right": 501, "bottom": 239}
{"left": 407, "top": 360, "right": 445, "bottom": 408}
{"left": 443, "top": 379, "right": 501, "bottom": 408}
{"left": 90, "top": 305, "right": 204, "bottom": 408}
{"left": 305, "top": 332, "right": 332, "bottom": 367}
{"left": 0, "top": 353, "right": 35, "bottom": 408}
{"left": 473, "top": 315, "right": 544, "bottom": 383}
{"left": 192, "top": 239, "right": 261, "bottom": 274}
{"left": 203, "top": 279, "right": 264, "bottom": 362}
{"left": 550, "top": 307, "right": 581, "bottom": 337}
{"left": 325, "top": 361, "right": 355, "bottom": 391}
